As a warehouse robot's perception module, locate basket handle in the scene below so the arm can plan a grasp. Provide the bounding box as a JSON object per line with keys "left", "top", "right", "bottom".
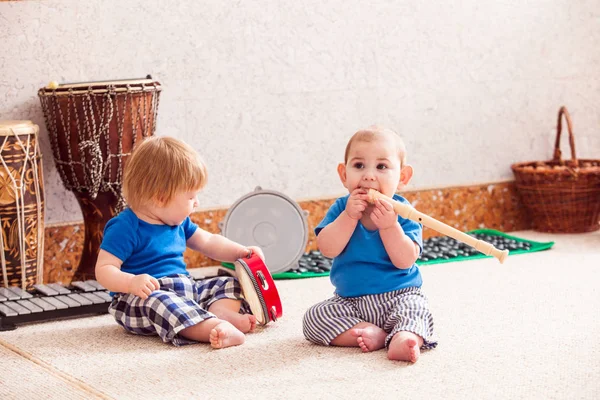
{"left": 553, "top": 106, "right": 578, "bottom": 167}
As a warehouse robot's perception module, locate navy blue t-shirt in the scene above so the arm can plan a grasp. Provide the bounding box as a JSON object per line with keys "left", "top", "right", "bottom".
{"left": 100, "top": 208, "right": 198, "bottom": 279}
{"left": 316, "top": 194, "right": 423, "bottom": 297}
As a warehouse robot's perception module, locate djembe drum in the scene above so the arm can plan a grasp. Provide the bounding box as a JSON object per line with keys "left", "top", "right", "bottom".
{"left": 0, "top": 121, "right": 45, "bottom": 290}
{"left": 38, "top": 77, "right": 162, "bottom": 280}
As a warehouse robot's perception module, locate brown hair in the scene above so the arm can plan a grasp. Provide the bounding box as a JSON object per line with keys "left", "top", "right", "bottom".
{"left": 344, "top": 126, "right": 407, "bottom": 167}
{"left": 123, "top": 136, "right": 208, "bottom": 209}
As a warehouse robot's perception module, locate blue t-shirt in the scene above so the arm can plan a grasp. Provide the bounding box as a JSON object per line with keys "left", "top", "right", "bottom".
{"left": 100, "top": 208, "right": 198, "bottom": 279}
{"left": 316, "top": 194, "right": 423, "bottom": 298}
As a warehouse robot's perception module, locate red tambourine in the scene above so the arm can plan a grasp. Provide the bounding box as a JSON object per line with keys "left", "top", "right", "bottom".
{"left": 235, "top": 254, "right": 283, "bottom": 325}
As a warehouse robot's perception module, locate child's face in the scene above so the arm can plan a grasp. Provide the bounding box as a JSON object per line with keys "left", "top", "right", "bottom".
{"left": 338, "top": 136, "right": 408, "bottom": 198}
{"left": 156, "top": 190, "right": 200, "bottom": 226}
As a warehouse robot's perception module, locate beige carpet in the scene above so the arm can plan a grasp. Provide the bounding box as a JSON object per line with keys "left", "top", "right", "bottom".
{"left": 1, "top": 230, "right": 599, "bottom": 400}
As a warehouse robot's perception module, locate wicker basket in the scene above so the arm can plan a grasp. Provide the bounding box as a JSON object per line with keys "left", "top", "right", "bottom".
{"left": 511, "top": 107, "right": 600, "bottom": 233}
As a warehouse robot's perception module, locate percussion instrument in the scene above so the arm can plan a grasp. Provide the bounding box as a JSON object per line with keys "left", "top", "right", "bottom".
{"left": 220, "top": 187, "right": 309, "bottom": 274}
{"left": 0, "top": 261, "right": 283, "bottom": 330}
{"left": 38, "top": 76, "right": 162, "bottom": 280}
{"left": 367, "top": 189, "right": 509, "bottom": 263}
{"left": 0, "top": 279, "right": 111, "bottom": 331}
{"left": 0, "top": 121, "right": 45, "bottom": 291}
{"left": 234, "top": 253, "right": 282, "bottom": 325}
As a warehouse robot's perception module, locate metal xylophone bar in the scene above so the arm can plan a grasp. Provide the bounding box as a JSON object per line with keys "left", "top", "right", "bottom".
{"left": 0, "top": 280, "right": 112, "bottom": 331}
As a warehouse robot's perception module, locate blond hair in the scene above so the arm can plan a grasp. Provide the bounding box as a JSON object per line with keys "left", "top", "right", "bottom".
{"left": 344, "top": 126, "right": 407, "bottom": 167}
{"left": 123, "top": 136, "right": 208, "bottom": 209}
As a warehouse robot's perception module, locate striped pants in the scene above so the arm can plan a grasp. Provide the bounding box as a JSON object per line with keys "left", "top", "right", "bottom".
{"left": 303, "top": 287, "right": 437, "bottom": 349}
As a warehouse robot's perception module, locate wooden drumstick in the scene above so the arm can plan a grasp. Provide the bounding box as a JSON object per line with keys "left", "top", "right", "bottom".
{"left": 367, "top": 189, "right": 509, "bottom": 264}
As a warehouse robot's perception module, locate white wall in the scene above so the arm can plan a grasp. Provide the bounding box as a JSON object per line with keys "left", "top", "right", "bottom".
{"left": 1, "top": 0, "right": 599, "bottom": 224}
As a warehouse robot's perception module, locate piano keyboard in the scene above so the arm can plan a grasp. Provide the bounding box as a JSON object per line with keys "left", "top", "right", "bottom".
{"left": 0, "top": 280, "right": 112, "bottom": 331}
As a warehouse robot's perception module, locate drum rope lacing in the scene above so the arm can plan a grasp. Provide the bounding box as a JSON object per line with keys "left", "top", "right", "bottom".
{"left": 0, "top": 129, "right": 44, "bottom": 289}
{"left": 38, "top": 82, "right": 161, "bottom": 213}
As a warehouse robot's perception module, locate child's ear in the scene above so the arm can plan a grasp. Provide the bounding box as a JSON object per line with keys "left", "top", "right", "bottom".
{"left": 398, "top": 165, "right": 414, "bottom": 189}
{"left": 337, "top": 163, "right": 347, "bottom": 185}
{"left": 154, "top": 194, "right": 167, "bottom": 207}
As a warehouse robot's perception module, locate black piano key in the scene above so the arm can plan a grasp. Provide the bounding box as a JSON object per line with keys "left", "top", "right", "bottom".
{"left": 0, "top": 303, "right": 18, "bottom": 317}
{"left": 0, "top": 288, "right": 20, "bottom": 301}
{"left": 47, "top": 283, "right": 71, "bottom": 294}
{"left": 8, "top": 287, "right": 33, "bottom": 299}
{"left": 3, "top": 301, "right": 31, "bottom": 315}
{"left": 67, "top": 293, "right": 93, "bottom": 306}
{"left": 29, "top": 297, "right": 57, "bottom": 311}
{"left": 16, "top": 299, "right": 43, "bottom": 313}
{"left": 33, "top": 284, "right": 59, "bottom": 296}
{"left": 71, "top": 281, "right": 97, "bottom": 292}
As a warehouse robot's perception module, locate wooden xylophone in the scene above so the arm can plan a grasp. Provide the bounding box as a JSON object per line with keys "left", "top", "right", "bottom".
{"left": 0, "top": 280, "right": 112, "bottom": 331}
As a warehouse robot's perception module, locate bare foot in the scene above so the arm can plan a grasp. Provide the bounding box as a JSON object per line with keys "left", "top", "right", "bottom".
{"left": 212, "top": 309, "right": 257, "bottom": 333}
{"left": 238, "top": 314, "right": 256, "bottom": 333}
{"left": 387, "top": 332, "right": 423, "bottom": 363}
{"left": 350, "top": 326, "right": 387, "bottom": 352}
{"left": 209, "top": 307, "right": 256, "bottom": 333}
{"left": 209, "top": 321, "right": 246, "bottom": 349}
{"left": 208, "top": 299, "right": 256, "bottom": 333}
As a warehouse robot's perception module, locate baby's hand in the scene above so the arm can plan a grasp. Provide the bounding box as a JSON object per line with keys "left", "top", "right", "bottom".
{"left": 245, "top": 245, "right": 265, "bottom": 262}
{"left": 370, "top": 198, "right": 398, "bottom": 230}
{"left": 128, "top": 274, "right": 160, "bottom": 299}
{"left": 345, "top": 188, "right": 368, "bottom": 220}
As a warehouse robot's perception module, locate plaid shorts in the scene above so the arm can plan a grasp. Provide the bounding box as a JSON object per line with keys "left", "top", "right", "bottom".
{"left": 109, "top": 274, "right": 250, "bottom": 346}
{"left": 302, "top": 287, "right": 437, "bottom": 349}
